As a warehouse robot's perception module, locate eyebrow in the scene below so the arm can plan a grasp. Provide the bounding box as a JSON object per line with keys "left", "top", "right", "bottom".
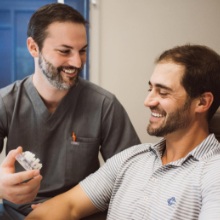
{"left": 58, "top": 44, "right": 88, "bottom": 50}
{"left": 148, "top": 81, "right": 173, "bottom": 92}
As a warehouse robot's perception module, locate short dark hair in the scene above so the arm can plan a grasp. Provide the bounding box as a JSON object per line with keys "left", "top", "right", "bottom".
{"left": 27, "top": 3, "right": 88, "bottom": 51}
{"left": 156, "top": 44, "right": 220, "bottom": 120}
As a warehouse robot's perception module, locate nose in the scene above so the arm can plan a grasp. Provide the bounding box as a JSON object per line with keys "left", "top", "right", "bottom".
{"left": 144, "top": 91, "right": 159, "bottom": 107}
{"left": 69, "top": 52, "right": 84, "bottom": 68}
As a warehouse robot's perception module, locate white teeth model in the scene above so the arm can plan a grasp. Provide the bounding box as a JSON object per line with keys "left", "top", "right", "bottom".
{"left": 16, "top": 151, "right": 42, "bottom": 170}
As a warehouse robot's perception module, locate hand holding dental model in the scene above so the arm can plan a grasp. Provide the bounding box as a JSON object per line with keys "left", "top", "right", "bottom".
{"left": 0, "top": 147, "right": 42, "bottom": 204}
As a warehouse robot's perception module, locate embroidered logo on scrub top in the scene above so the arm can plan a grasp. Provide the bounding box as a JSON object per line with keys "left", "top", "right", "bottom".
{"left": 72, "top": 132, "right": 77, "bottom": 142}
{"left": 71, "top": 132, "right": 79, "bottom": 145}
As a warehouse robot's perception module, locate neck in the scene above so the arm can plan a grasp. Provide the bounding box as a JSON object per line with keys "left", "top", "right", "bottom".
{"left": 161, "top": 123, "right": 209, "bottom": 165}
{"left": 32, "top": 73, "right": 68, "bottom": 113}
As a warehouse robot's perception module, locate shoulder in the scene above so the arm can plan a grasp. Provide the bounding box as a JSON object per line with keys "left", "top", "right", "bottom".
{"left": 203, "top": 154, "right": 220, "bottom": 172}
{"left": 79, "top": 78, "right": 116, "bottom": 101}
{"left": 107, "top": 143, "right": 152, "bottom": 167}
{"left": 81, "top": 143, "right": 151, "bottom": 188}
{"left": 0, "top": 82, "right": 19, "bottom": 98}
{"left": 0, "top": 77, "right": 30, "bottom": 99}
{"left": 0, "top": 77, "right": 31, "bottom": 114}
{"left": 201, "top": 154, "right": 220, "bottom": 185}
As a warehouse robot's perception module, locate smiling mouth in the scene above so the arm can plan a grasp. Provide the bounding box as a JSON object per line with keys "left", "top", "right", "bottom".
{"left": 62, "top": 68, "right": 77, "bottom": 74}
{"left": 151, "top": 112, "right": 164, "bottom": 118}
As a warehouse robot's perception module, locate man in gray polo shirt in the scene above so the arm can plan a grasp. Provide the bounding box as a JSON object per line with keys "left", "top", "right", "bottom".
{"left": 26, "top": 44, "right": 220, "bottom": 220}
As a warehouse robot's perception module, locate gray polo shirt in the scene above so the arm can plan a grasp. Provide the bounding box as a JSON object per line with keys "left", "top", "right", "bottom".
{"left": 80, "top": 134, "right": 220, "bottom": 220}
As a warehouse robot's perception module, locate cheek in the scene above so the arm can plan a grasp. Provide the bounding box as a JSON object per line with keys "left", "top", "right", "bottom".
{"left": 160, "top": 100, "right": 175, "bottom": 113}
{"left": 81, "top": 54, "right": 87, "bottom": 64}
{"left": 42, "top": 49, "right": 62, "bottom": 64}
{"left": 50, "top": 56, "right": 66, "bottom": 67}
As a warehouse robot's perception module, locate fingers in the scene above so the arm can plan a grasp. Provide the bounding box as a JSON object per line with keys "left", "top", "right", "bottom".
{"left": 2, "top": 172, "right": 42, "bottom": 204}
{"left": 1, "top": 146, "right": 23, "bottom": 168}
{"left": 0, "top": 147, "right": 43, "bottom": 204}
{"left": 9, "top": 170, "right": 41, "bottom": 185}
{"left": 16, "top": 176, "right": 42, "bottom": 204}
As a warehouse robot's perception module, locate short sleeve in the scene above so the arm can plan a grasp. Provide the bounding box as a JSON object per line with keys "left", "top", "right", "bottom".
{"left": 199, "top": 155, "right": 220, "bottom": 219}
{"left": 79, "top": 145, "right": 137, "bottom": 211}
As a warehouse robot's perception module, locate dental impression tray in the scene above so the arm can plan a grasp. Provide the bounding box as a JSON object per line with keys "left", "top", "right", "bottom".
{"left": 16, "top": 151, "right": 42, "bottom": 170}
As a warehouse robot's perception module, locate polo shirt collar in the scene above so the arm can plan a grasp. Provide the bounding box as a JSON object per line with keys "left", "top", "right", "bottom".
{"left": 149, "top": 134, "right": 220, "bottom": 167}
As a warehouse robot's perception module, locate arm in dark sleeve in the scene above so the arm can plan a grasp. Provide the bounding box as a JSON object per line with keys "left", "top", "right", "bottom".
{"left": 0, "top": 94, "right": 7, "bottom": 153}
{"left": 100, "top": 95, "right": 140, "bottom": 160}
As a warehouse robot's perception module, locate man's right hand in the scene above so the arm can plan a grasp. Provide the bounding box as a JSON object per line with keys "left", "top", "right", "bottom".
{"left": 0, "top": 147, "right": 42, "bottom": 204}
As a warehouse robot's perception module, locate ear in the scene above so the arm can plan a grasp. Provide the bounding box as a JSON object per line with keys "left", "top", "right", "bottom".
{"left": 27, "top": 37, "right": 39, "bottom": 57}
{"left": 195, "top": 92, "right": 213, "bottom": 113}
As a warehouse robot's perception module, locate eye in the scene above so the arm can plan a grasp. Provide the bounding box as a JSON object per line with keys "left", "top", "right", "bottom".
{"left": 59, "top": 49, "right": 70, "bottom": 55}
{"left": 159, "top": 90, "right": 168, "bottom": 96}
{"left": 79, "top": 49, "right": 87, "bottom": 55}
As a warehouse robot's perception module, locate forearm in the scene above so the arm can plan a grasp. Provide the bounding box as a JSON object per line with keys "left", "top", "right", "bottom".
{"left": 25, "top": 185, "right": 99, "bottom": 220}
{"left": 25, "top": 193, "right": 74, "bottom": 220}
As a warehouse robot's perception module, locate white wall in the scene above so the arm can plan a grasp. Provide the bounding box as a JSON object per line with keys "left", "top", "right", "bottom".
{"left": 89, "top": 0, "right": 220, "bottom": 143}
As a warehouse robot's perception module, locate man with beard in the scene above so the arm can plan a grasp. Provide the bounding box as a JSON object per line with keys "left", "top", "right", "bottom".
{"left": 0, "top": 3, "right": 140, "bottom": 220}
{"left": 26, "top": 44, "right": 220, "bottom": 220}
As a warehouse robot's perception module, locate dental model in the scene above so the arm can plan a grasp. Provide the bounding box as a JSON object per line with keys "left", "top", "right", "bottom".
{"left": 16, "top": 151, "right": 42, "bottom": 170}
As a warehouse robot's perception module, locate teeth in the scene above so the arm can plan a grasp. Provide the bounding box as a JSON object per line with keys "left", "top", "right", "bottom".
{"left": 16, "top": 151, "right": 42, "bottom": 170}
{"left": 152, "top": 112, "right": 163, "bottom": 118}
{"left": 63, "top": 69, "right": 76, "bottom": 74}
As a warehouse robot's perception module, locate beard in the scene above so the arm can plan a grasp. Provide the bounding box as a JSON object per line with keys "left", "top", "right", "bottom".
{"left": 38, "top": 53, "right": 82, "bottom": 90}
{"left": 147, "top": 97, "right": 192, "bottom": 137}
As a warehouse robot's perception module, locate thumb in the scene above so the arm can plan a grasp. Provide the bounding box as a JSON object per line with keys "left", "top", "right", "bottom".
{"left": 1, "top": 146, "right": 23, "bottom": 168}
